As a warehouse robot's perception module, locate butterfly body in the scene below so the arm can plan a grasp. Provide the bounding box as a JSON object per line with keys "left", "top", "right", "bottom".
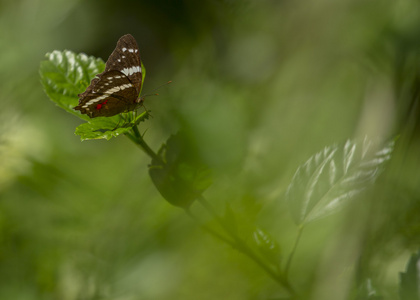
{"left": 74, "top": 34, "right": 144, "bottom": 118}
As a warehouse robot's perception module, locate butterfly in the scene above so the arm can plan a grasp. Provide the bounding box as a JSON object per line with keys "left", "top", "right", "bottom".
{"left": 74, "top": 34, "right": 144, "bottom": 118}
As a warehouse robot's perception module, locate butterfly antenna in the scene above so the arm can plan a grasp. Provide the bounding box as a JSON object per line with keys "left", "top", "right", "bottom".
{"left": 142, "top": 81, "right": 172, "bottom": 98}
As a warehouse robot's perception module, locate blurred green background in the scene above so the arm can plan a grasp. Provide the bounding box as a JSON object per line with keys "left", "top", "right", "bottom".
{"left": 1, "top": 0, "right": 420, "bottom": 299}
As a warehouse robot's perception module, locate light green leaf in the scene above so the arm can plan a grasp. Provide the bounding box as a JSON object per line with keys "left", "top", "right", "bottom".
{"left": 75, "top": 111, "right": 149, "bottom": 141}
{"left": 286, "top": 138, "right": 394, "bottom": 225}
{"left": 40, "top": 50, "right": 105, "bottom": 120}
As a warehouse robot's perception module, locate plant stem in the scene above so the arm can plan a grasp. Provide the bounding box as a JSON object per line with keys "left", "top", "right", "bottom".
{"left": 285, "top": 225, "right": 304, "bottom": 280}
{"left": 185, "top": 208, "right": 235, "bottom": 247}
{"left": 126, "top": 125, "right": 162, "bottom": 163}
{"left": 196, "top": 195, "right": 296, "bottom": 296}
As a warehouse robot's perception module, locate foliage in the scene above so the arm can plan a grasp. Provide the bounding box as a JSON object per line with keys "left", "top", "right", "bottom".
{"left": 149, "top": 132, "right": 213, "bottom": 208}
{"left": 39, "top": 44, "right": 414, "bottom": 300}
{"left": 286, "top": 138, "right": 395, "bottom": 225}
{"left": 39, "top": 50, "right": 103, "bottom": 120}
{"left": 399, "top": 250, "right": 420, "bottom": 300}
{"left": 3, "top": 0, "right": 420, "bottom": 299}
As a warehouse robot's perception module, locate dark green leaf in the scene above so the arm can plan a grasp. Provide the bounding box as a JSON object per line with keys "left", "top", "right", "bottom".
{"left": 149, "top": 132, "right": 213, "bottom": 208}
{"left": 399, "top": 250, "right": 420, "bottom": 300}
{"left": 286, "top": 138, "right": 394, "bottom": 225}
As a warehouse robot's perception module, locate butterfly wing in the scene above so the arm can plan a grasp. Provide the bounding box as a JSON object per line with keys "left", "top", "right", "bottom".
{"left": 104, "top": 34, "right": 143, "bottom": 95}
{"left": 74, "top": 70, "right": 138, "bottom": 118}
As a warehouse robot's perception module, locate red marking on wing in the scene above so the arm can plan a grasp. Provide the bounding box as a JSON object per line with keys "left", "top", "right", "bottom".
{"left": 96, "top": 100, "right": 108, "bottom": 110}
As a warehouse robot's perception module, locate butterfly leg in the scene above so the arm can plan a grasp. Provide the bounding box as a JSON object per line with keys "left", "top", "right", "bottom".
{"left": 140, "top": 102, "right": 153, "bottom": 118}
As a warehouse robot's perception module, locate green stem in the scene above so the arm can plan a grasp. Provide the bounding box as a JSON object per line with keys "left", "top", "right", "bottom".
{"left": 285, "top": 225, "right": 304, "bottom": 280}
{"left": 197, "top": 195, "right": 295, "bottom": 296}
{"left": 126, "top": 125, "right": 162, "bottom": 163}
{"left": 185, "top": 208, "right": 235, "bottom": 247}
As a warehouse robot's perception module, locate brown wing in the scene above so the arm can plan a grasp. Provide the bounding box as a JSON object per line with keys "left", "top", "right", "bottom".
{"left": 74, "top": 70, "right": 138, "bottom": 118}
{"left": 104, "top": 34, "right": 142, "bottom": 95}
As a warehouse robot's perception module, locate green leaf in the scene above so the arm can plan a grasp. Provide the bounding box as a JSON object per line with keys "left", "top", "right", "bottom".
{"left": 40, "top": 50, "right": 105, "bottom": 120}
{"left": 286, "top": 138, "right": 395, "bottom": 225}
{"left": 75, "top": 111, "right": 149, "bottom": 141}
{"left": 399, "top": 250, "right": 420, "bottom": 300}
{"left": 149, "top": 132, "right": 213, "bottom": 208}
{"left": 140, "top": 60, "right": 146, "bottom": 95}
